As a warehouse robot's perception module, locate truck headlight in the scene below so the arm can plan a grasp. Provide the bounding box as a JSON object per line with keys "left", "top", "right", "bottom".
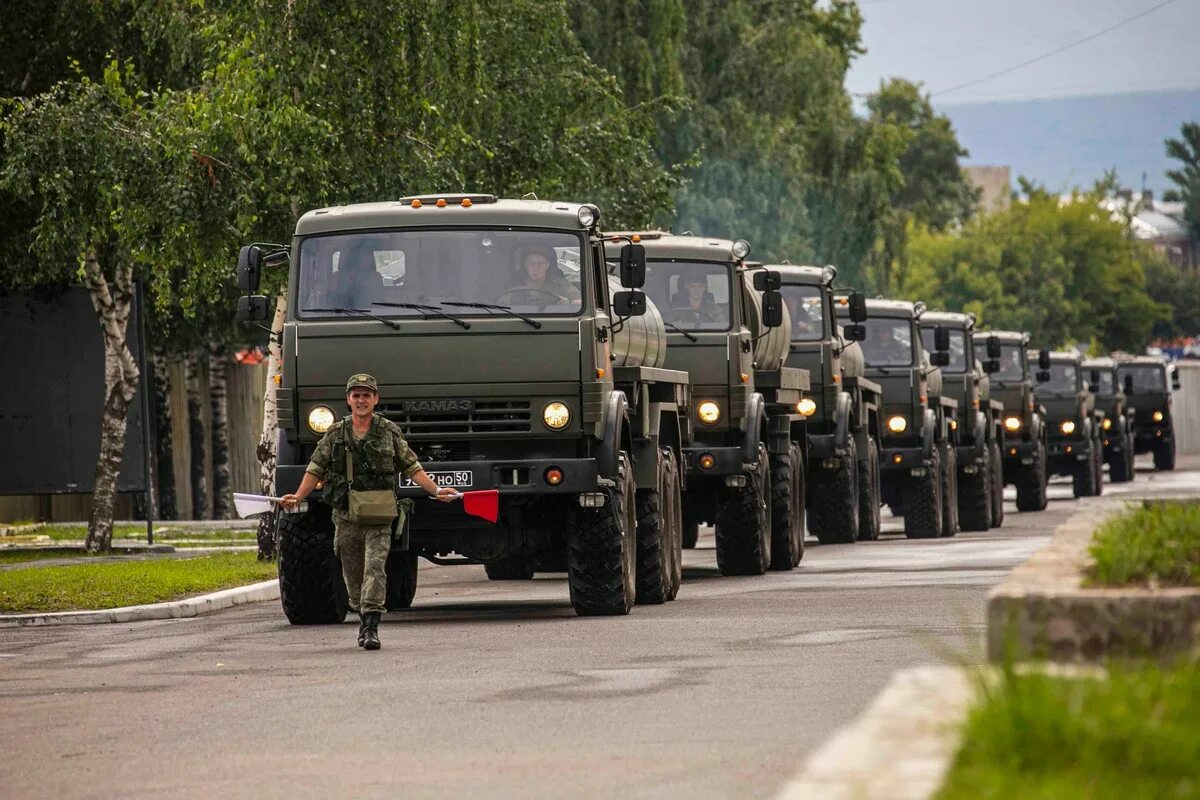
{"left": 887, "top": 415, "right": 907, "bottom": 433}
{"left": 1060, "top": 420, "right": 1076, "bottom": 435}
{"left": 542, "top": 401, "right": 571, "bottom": 430}
{"left": 1152, "top": 410, "right": 1164, "bottom": 422}
{"left": 796, "top": 398, "right": 817, "bottom": 417}
{"left": 697, "top": 401, "right": 721, "bottom": 424}
{"left": 1102, "top": 418, "right": 1112, "bottom": 430}
{"left": 1004, "top": 416, "right": 1022, "bottom": 432}
{"left": 307, "top": 406, "right": 335, "bottom": 434}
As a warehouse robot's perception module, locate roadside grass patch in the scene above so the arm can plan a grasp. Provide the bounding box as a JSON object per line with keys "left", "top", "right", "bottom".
{"left": 0, "top": 550, "right": 89, "bottom": 565}
{"left": 938, "top": 660, "right": 1200, "bottom": 800}
{"left": 0, "top": 552, "right": 277, "bottom": 614}
{"left": 35, "top": 525, "right": 257, "bottom": 543}
{"left": 1087, "top": 502, "right": 1200, "bottom": 588}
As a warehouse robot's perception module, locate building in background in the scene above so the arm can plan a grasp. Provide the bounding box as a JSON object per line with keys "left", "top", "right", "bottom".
{"left": 963, "top": 165, "right": 1011, "bottom": 215}
{"left": 1100, "top": 190, "right": 1196, "bottom": 271}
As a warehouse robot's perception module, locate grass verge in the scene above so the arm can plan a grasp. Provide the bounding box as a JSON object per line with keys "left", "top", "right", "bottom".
{"left": 937, "top": 660, "right": 1200, "bottom": 800}
{"left": 1087, "top": 501, "right": 1200, "bottom": 588}
{"left": 0, "top": 550, "right": 89, "bottom": 565}
{"left": 30, "top": 525, "right": 257, "bottom": 543}
{"left": 0, "top": 552, "right": 277, "bottom": 614}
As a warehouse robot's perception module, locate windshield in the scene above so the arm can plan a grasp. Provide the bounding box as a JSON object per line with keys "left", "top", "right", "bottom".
{"left": 634, "top": 260, "right": 733, "bottom": 332}
{"left": 920, "top": 326, "right": 967, "bottom": 373}
{"left": 296, "top": 230, "right": 585, "bottom": 317}
{"left": 1118, "top": 364, "right": 1167, "bottom": 392}
{"left": 977, "top": 342, "right": 1025, "bottom": 381}
{"left": 1039, "top": 363, "right": 1079, "bottom": 393}
{"left": 780, "top": 285, "right": 825, "bottom": 341}
{"left": 1088, "top": 368, "right": 1114, "bottom": 395}
{"left": 859, "top": 318, "right": 915, "bottom": 367}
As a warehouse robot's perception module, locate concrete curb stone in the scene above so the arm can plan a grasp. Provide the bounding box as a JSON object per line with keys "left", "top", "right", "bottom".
{"left": 0, "top": 579, "right": 279, "bottom": 627}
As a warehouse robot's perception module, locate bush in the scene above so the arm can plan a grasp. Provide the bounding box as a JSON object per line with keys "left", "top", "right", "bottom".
{"left": 1088, "top": 502, "right": 1200, "bottom": 588}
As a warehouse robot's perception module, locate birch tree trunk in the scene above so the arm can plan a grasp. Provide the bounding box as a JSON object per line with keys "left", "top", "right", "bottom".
{"left": 151, "top": 349, "right": 179, "bottom": 520}
{"left": 83, "top": 252, "right": 140, "bottom": 553}
{"left": 186, "top": 352, "right": 208, "bottom": 520}
{"left": 208, "top": 344, "right": 232, "bottom": 519}
{"left": 256, "top": 291, "right": 288, "bottom": 559}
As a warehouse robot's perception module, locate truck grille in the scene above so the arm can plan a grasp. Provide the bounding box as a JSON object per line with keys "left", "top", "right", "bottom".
{"left": 379, "top": 400, "right": 532, "bottom": 436}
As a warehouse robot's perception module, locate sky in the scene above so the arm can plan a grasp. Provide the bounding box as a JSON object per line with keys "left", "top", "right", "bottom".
{"left": 846, "top": 0, "right": 1200, "bottom": 105}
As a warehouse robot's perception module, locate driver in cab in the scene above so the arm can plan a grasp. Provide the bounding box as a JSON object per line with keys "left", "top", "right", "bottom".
{"left": 507, "top": 248, "right": 580, "bottom": 306}
{"left": 670, "top": 274, "right": 724, "bottom": 323}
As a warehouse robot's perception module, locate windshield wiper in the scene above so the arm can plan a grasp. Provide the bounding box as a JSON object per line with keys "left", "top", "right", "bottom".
{"left": 307, "top": 307, "right": 400, "bottom": 330}
{"left": 372, "top": 302, "right": 470, "bottom": 329}
{"left": 663, "top": 322, "right": 698, "bottom": 342}
{"left": 442, "top": 301, "right": 541, "bottom": 329}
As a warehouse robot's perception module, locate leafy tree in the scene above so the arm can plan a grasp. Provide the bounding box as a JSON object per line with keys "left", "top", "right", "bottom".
{"left": 1163, "top": 122, "right": 1200, "bottom": 246}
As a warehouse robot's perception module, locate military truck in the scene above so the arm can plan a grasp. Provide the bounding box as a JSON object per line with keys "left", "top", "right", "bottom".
{"left": 775, "top": 266, "right": 883, "bottom": 543}
{"left": 235, "top": 194, "right": 694, "bottom": 620}
{"left": 1082, "top": 357, "right": 1136, "bottom": 483}
{"left": 974, "top": 330, "right": 1048, "bottom": 512}
{"left": 605, "top": 233, "right": 810, "bottom": 574}
{"left": 919, "top": 312, "right": 1006, "bottom": 531}
{"left": 1033, "top": 350, "right": 1104, "bottom": 498}
{"left": 1116, "top": 355, "right": 1179, "bottom": 471}
{"left": 837, "top": 299, "right": 958, "bottom": 539}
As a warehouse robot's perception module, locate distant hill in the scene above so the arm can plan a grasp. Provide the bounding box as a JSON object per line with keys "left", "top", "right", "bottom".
{"left": 938, "top": 89, "right": 1200, "bottom": 195}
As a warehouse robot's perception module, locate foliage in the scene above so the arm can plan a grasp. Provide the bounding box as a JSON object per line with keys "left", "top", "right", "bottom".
{"left": 1164, "top": 121, "right": 1200, "bottom": 239}
{"left": 1087, "top": 502, "right": 1200, "bottom": 588}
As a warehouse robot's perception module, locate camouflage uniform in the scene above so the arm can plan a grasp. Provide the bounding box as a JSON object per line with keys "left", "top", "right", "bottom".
{"left": 509, "top": 275, "right": 581, "bottom": 305}
{"left": 305, "top": 413, "right": 422, "bottom": 614}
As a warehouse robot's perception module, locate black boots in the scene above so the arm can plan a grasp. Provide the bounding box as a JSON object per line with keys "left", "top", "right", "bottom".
{"left": 362, "top": 612, "right": 381, "bottom": 651}
{"left": 357, "top": 613, "right": 368, "bottom": 648}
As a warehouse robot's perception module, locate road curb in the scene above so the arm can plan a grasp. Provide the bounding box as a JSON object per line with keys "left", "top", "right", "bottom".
{"left": 0, "top": 579, "right": 280, "bottom": 627}
{"left": 773, "top": 666, "right": 971, "bottom": 800}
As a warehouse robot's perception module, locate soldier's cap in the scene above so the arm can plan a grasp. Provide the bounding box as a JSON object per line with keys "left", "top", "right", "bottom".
{"left": 345, "top": 373, "right": 379, "bottom": 393}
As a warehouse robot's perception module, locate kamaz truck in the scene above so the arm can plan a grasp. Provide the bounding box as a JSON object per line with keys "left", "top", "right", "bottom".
{"left": 606, "top": 233, "right": 810, "bottom": 574}
{"left": 775, "top": 266, "right": 883, "bottom": 543}
{"left": 974, "top": 330, "right": 1048, "bottom": 512}
{"left": 235, "top": 194, "right": 693, "bottom": 620}
{"left": 837, "top": 300, "right": 958, "bottom": 539}
{"left": 919, "top": 312, "right": 1006, "bottom": 532}
{"left": 1033, "top": 349, "right": 1104, "bottom": 498}
{"left": 1117, "top": 355, "right": 1179, "bottom": 471}
{"left": 1082, "top": 357, "right": 1136, "bottom": 483}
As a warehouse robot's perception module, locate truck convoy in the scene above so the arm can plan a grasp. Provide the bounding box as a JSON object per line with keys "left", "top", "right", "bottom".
{"left": 1033, "top": 349, "right": 1105, "bottom": 498}
{"left": 1082, "top": 357, "right": 1136, "bottom": 483}
{"left": 1117, "top": 355, "right": 1179, "bottom": 471}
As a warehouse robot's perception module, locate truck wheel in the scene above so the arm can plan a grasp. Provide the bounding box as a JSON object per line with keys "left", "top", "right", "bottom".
{"left": 769, "top": 442, "right": 804, "bottom": 570}
{"left": 277, "top": 505, "right": 349, "bottom": 625}
{"left": 385, "top": 549, "right": 419, "bottom": 609}
{"left": 958, "top": 448, "right": 992, "bottom": 532}
{"left": 1073, "top": 444, "right": 1099, "bottom": 498}
{"left": 663, "top": 450, "right": 683, "bottom": 599}
{"left": 682, "top": 517, "right": 700, "bottom": 549}
{"left": 635, "top": 450, "right": 682, "bottom": 604}
{"left": 940, "top": 444, "right": 959, "bottom": 537}
{"left": 567, "top": 453, "right": 636, "bottom": 616}
{"left": 857, "top": 437, "right": 882, "bottom": 542}
{"left": 1092, "top": 435, "right": 1105, "bottom": 495}
{"left": 902, "top": 446, "right": 943, "bottom": 539}
{"left": 1108, "top": 422, "right": 1132, "bottom": 484}
{"left": 1153, "top": 438, "right": 1176, "bottom": 471}
{"left": 715, "top": 444, "right": 772, "bottom": 575}
{"left": 1015, "top": 439, "right": 1048, "bottom": 512}
{"left": 808, "top": 436, "right": 859, "bottom": 544}
{"left": 989, "top": 441, "right": 1005, "bottom": 528}
{"left": 484, "top": 555, "right": 536, "bottom": 580}
{"left": 1126, "top": 428, "right": 1138, "bottom": 481}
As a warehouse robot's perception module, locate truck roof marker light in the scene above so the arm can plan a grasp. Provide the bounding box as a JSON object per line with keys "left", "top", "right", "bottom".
{"left": 461, "top": 198, "right": 472, "bottom": 207}
{"left": 410, "top": 199, "right": 422, "bottom": 208}
{"left": 631, "top": 234, "right": 641, "bottom": 243}
{"left": 436, "top": 198, "right": 447, "bottom": 207}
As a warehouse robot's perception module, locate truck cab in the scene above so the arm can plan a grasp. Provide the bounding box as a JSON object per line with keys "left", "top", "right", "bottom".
{"left": 1033, "top": 349, "right": 1104, "bottom": 498}
{"left": 1116, "top": 355, "right": 1178, "bottom": 471}
{"left": 1082, "top": 357, "right": 1136, "bottom": 483}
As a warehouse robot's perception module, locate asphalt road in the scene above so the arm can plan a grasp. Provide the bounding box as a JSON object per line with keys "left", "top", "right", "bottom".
{"left": 2, "top": 458, "right": 1197, "bottom": 800}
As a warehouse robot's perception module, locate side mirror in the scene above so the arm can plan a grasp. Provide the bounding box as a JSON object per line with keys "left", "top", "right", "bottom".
{"left": 1035, "top": 369, "right": 1051, "bottom": 383}
{"left": 752, "top": 270, "right": 781, "bottom": 291}
{"left": 761, "top": 290, "right": 783, "bottom": 328}
{"left": 237, "top": 294, "right": 270, "bottom": 322}
{"left": 843, "top": 324, "right": 867, "bottom": 342}
{"left": 934, "top": 325, "right": 951, "bottom": 352}
{"left": 1037, "top": 349, "right": 1052, "bottom": 370}
{"left": 983, "top": 358, "right": 1000, "bottom": 374}
{"left": 619, "top": 243, "right": 646, "bottom": 289}
{"left": 237, "top": 245, "right": 263, "bottom": 293}
{"left": 613, "top": 290, "right": 646, "bottom": 317}
{"left": 986, "top": 335, "right": 1001, "bottom": 359}
{"left": 1123, "top": 374, "right": 1134, "bottom": 394}
{"left": 1171, "top": 370, "right": 1181, "bottom": 391}
{"left": 848, "top": 292, "right": 868, "bottom": 323}
{"left": 930, "top": 351, "right": 950, "bottom": 367}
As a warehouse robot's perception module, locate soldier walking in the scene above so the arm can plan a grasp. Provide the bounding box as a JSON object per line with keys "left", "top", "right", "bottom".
{"left": 281, "top": 373, "right": 455, "bottom": 650}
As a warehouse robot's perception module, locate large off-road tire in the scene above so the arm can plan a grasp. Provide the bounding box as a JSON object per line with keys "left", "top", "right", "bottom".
{"left": 1073, "top": 443, "right": 1099, "bottom": 498}
{"left": 1153, "top": 437, "right": 1176, "bottom": 471}
{"left": 662, "top": 451, "right": 683, "bottom": 599}
{"left": 940, "top": 443, "right": 959, "bottom": 537}
{"left": 1125, "top": 427, "right": 1138, "bottom": 481}
{"left": 1108, "top": 420, "right": 1133, "bottom": 484}
{"left": 769, "top": 442, "right": 805, "bottom": 570}
{"left": 384, "top": 549, "right": 419, "bottom": 610}
{"left": 958, "top": 447, "right": 992, "bottom": 532}
{"left": 856, "top": 437, "right": 882, "bottom": 542}
{"left": 989, "top": 441, "right": 1005, "bottom": 528}
{"left": 809, "top": 435, "right": 859, "bottom": 544}
{"left": 484, "top": 555, "right": 536, "bottom": 580}
{"left": 636, "top": 450, "right": 683, "bottom": 604}
{"left": 903, "top": 446, "right": 943, "bottom": 539}
{"left": 715, "top": 444, "right": 772, "bottom": 575}
{"left": 277, "top": 505, "right": 349, "bottom": 625}
{"left": 1015, "top": 438, "right": 1048, "bottom": 512}
{"left": 1092, "top": 434, "right": 1105, "bottom": 495}
{"left": 566, "top": 453, "right": 636, "bottom": 616}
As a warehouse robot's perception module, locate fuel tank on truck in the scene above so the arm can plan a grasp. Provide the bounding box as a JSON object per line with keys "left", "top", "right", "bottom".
{"left": 840, "top": 340, "right": 865, "bottom": 379}
{"left": 740, "top": 271, "right": 790, "bottom": 371}
{"left": 607, "top": 274, "right": 667, "bottom": 368}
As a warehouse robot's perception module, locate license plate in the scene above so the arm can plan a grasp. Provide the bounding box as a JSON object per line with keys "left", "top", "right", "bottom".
{"left": 404, "top": 470, "right": 472, "bottom": 489}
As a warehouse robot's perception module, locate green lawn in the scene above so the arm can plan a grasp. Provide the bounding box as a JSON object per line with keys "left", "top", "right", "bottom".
{"left": 0, "top": 552, "right": 277, "bottom": 614}
{"left": 0, "top": 550, "right": 89, "bottom": 565}
{"left": 1088, "top": 502, "right": 1200, "bottom": 588}
{"left": 29, "top": 524, "right": 257, "bottom": 543}
{"left": 937, "top": 661, "right": 1200, "bottom": 800}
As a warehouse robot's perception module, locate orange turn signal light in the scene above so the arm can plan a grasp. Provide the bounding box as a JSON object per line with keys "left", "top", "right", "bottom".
{"left": 544, "top": 467, "right": 564, "bottom": 486}
{"left": 461, "top": 198, "right": 472, "bottom": 207}
{"left": 436, "top": 198, "right": 447, "bottom": 207}
{"left": 698, "top": 453, "right": 716, "bottom": 470}
{"left": 892, "top": 454, "right": 903, "bottom": 464}
{"left": 410, "top": 199, "right": 422, "bottom": 208}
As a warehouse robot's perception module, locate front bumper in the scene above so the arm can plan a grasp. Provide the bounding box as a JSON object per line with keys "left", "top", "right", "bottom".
{"left": 880, "top": 446, "right": 932, "bottom": 476}
{"left": 1046, "top": 437, "right": 1091, "bottom": 459}
{"left": 1002, "top": 440, "right": 1038, "bottom": 465}
{"left": 683, "top": 445, "right": 744, "bottom": 478}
